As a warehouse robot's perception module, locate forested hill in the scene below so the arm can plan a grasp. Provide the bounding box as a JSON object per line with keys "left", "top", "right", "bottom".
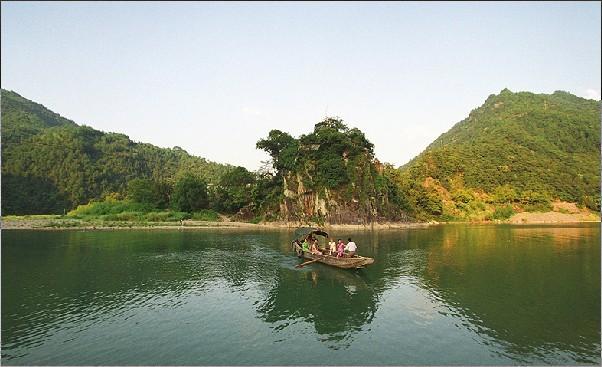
{"left": 397, "top": 89, "right": 601, "bottom": 219}
{"left": 1, "top": 90, "right": 76, "bottom": 142}
{"left": 1, "top": 89, "right": 232, "bottom": 214}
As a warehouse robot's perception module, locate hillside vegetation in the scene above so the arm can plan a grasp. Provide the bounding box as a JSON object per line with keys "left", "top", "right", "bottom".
{"left": 2, "top": 88, "right": 599, "bottom": 224}
{"left": 1, "top": 89, "right": 232, "bottom": 214}
{"left": 396, "top": 89, "right": 600, "bottom": 220}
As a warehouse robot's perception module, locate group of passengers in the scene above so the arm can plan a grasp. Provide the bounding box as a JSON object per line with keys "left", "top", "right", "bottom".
{"left": 298, "top": 236, "right": 358, "bottom": 258}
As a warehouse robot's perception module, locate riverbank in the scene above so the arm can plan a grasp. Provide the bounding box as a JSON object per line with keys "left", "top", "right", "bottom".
{"left": 0, "top": 215, "right": 435, "bottom": 231}
{"left": 1, "top": 212, "right": 598, "bottom": 231}
{"left": 508, "top": 211, "right": 600, "bottom": 224}
{"left": 508, "top": 202, "right": 600, "bottom": 224}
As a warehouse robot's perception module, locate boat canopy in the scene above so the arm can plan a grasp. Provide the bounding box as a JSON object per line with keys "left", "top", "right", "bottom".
{"left": 293, "top": 227, "right": 329, "bottom": 241}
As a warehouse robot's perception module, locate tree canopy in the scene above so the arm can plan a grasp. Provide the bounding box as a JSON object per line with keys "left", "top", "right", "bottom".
{"left": 171, "top": 174, "right": 209, "bottom": 213}
{"left": 1, "top": 89, "right": 232, "bottom": 214}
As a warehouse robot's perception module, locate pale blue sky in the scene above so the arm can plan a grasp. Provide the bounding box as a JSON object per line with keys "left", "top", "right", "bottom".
{"left": 2, "top": 2, "right": 600, "bottom": 170}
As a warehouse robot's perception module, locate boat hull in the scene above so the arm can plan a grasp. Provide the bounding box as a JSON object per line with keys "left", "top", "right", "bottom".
{"left": 294, "top": 244, "right": 374, "bottom": 269}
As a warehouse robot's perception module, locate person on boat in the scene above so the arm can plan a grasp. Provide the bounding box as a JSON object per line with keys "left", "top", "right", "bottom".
{"left": 314, "top": 238, "right": 323, "bottom": 252}
{"left": 328, "top": 238, "right": 337, "bottom": 256}
{"left": 301, "top": 239, "right": 310, "bottom": 252}
{"left": 310, "top": 241, "right": 322, "bottom": 255}
{"left": 336, "top": 239, "right": 345, "bottom": 258}
{"left": 345, "top": 238, "right": 357, "bottom": 257}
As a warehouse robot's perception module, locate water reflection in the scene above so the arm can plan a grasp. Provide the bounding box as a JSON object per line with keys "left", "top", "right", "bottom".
{"left": 401, "top": 224, "right": 601, "bottom": 364}
{"left": 255, "top": 264, "right": 378, "bottom": 349}
{"left": 2, "top": 225, "right": 600, "bottom": 365}
{"left": 271, "top": 224, "right": 600, "bottom": 363}
{"left": 1, "top": 230, "right": 287, "bottom": 362}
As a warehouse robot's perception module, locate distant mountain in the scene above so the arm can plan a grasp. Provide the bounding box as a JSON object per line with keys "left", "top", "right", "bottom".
{"left": 398, "top": 89, "right": 601, "bottom": 219}
{"left": 1, "top": 89, "right": 232, "bottom": 215}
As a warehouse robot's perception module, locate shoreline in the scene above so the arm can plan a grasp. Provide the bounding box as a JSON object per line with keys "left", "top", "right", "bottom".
{"left": 0, "top": 218, "right": 436, "bottom": 231}
{"left": 1, "top": 215, "right": 599, "bottom": 231}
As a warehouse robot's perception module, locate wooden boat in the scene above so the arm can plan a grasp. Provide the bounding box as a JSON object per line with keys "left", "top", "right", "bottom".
{"left": 292, "top": 227, "right": 375, "bottom": 269}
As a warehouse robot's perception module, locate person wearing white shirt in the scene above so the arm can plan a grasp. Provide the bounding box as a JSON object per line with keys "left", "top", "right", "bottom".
{"left": 345, "top": 238, "right": 357, "bottom": 257}
{"left": 328, "top": 239, "right": 337, "bottom": 255}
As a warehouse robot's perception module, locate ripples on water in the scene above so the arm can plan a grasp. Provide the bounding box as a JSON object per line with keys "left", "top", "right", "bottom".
{"left": 2, "top": 225, "right": 600, "bottom": 365}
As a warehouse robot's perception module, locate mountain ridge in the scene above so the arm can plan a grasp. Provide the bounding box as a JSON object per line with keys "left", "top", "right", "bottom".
{"left": 396, "top": 88, "right": 600, "bottom": 219}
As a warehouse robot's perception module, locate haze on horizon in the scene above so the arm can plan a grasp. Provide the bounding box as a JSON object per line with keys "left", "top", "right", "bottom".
{"left": 1, "top": 2, "right": 600, "bottom": 171}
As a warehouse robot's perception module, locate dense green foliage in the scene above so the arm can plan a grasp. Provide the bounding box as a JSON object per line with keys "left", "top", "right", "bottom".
{"left": 296, "top": 118, "right": 376, "bottom": 190}
{"left": 171, "top": 174, "right": 209, "bottom": 212}
{"left": 1, "top": 174, "right": 72, "bottom": 215}
{"left": 397, "top": 89, "right": 601, "bottom": 220}
{"left": 1, "top": 89, "right": 232, "bottom": 214}
{"left": 211, "top": 166, "right": 255, "bottom": 213}
{"left": 487, "top": 205, "right": 516, "bottom": 221}
{"left": 126, "top": 178, "right": 170, "bottom": 209}
{"left": 0, "top": 90, "right": 76, "bottom": 144}
{"left": 191, "top": 209, "right": 220, "bottom": 221}
{"left": 64, "top": 194, "right": 222, "bottom": 224}
{"left": 67, "top": 196, "right": 190, "bottom": 222}
{"left": 256, "top": 130, "right": 299, "bottom": 173}
{"left": 68, "top": 196, "right": 154, "bottom": 217}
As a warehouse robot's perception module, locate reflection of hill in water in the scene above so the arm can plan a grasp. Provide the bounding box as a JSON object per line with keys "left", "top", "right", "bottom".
{"left": 256, "top": 265, "right": 377, "bottom": 348}
{"left": 1, "top": 230, "right": 291, "bottom": 357}
{"left": 3, "top": 229, "right": 385, "bottom": 354}
{"left": 330, "top": 225, "right": 600, "bottom": 363}
{"left": 408, "top": 225, "right": 601, "bottom": 363}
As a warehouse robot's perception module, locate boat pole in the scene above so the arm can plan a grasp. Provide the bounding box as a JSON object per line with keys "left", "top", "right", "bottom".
{"left": 295, "top": 259, "right": 319, "bottom": 268}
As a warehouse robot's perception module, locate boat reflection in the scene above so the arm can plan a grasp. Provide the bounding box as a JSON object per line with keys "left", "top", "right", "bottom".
{"left": 255, "top": 263, "right": 378, "bottom": 349}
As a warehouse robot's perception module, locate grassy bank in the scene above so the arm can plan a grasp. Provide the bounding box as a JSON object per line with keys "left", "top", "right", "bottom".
{"left": 1, "top": 215, "right": 259, "bottom": 230}
{"left": 2, "top": 198, "right": 231, "bottom": 229}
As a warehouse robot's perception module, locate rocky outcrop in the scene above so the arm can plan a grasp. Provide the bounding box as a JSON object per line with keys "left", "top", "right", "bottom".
{"left": 278, "top": 172, "right": 411, "bottom": 225}
{"left": 257, "top": 118, "right": 415, "bottom": 225}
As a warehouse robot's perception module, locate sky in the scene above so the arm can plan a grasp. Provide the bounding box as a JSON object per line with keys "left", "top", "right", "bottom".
{"left": 2, "top": 1, "right": 601, "bottom": 171}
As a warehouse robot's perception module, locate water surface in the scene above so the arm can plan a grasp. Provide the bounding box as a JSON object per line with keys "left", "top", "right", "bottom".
{"left": 2, "top": 224, "right": 600, "bottom": 365}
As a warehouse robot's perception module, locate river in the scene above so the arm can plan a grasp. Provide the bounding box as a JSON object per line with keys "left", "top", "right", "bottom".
{"left": 1, "top": 224, "right": 600, "bottom": 365}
